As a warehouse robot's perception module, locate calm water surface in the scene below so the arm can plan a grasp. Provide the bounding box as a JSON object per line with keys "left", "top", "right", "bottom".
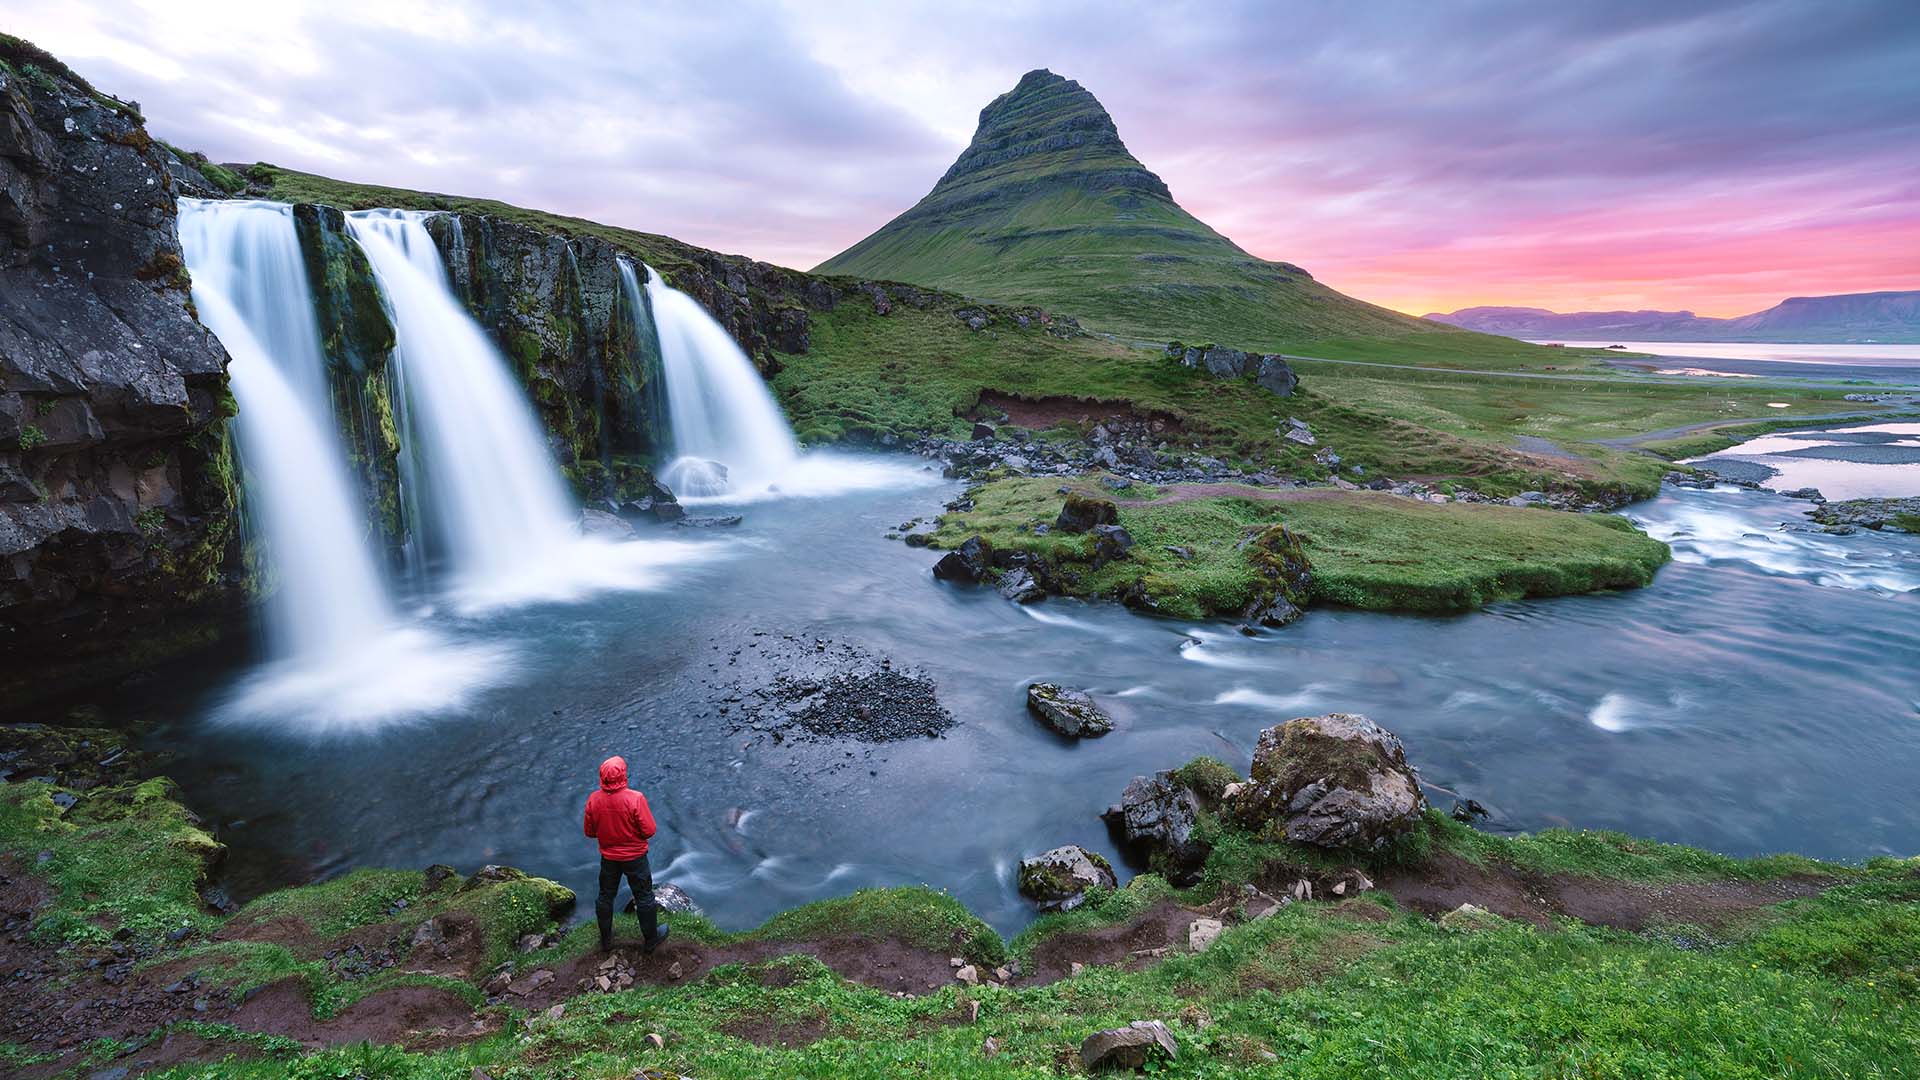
{"left": 119, "top": 457, "right": 1920, "bottom": 934}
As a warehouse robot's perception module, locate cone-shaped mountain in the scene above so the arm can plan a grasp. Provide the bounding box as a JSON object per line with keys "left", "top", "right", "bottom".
{"left": 818, "top": 70, "right": 1442, "bottom": 348}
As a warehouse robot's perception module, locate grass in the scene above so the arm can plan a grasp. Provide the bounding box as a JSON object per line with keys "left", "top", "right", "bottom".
{"left": 10, "top": 771, "right": 1919, "bottom": 1078}
{"left": 138, "top": 853, "right": 1920, "bottom": 1080}
{"left": 0, "top": 778, "right": 222, "bottom": 947}
{"left": 928, "top": 478, "right": 1671, "bottom": 617}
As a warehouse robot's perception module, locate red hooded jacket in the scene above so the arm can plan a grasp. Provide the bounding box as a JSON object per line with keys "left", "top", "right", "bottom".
{"left": 583, "top": 756, "right": 657, "bottom": 860}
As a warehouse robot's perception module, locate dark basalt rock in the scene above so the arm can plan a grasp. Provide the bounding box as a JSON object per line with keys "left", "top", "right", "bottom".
{"left": 1103, "top": 770, "right": 1209, "bottom": 883}
{"left": 932, "top": 535, "right": 994, "bottom": 583}
{"left": 1, "top": 41, "right": 242, "bottom": 700}
{"left": 1167, "top": 342, "right": 1297, "bottom": 397}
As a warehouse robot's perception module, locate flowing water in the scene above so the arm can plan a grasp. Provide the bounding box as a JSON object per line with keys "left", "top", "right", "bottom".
{"left": 176, "top": 200, "right": 390, "bottom": 659}
{"left": 125, "top": 470, "right": 1919, "bottom": 934}
{"left": 644, "top": 265, "right": 801, "bottom": 497}
{"left": 346, "top": 210, "right": 583, "bottom": 597}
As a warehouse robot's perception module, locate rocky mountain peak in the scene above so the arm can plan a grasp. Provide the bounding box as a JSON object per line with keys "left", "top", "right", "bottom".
{"left": 935, "top": 69, "right": 1168, "bottom": 199}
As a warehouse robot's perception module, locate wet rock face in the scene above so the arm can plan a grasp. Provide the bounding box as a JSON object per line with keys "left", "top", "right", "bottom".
{"left": 1018, "top": 844, "right": 1116, "bottom": 911}
{"left": 0, "top": 45, "right": 239, "bottom": 691}
{"left": 426, "top": 213, "right": 666, "bottom": 500}
{"left": 1229, "top": 713, "right": 1427, "bottom": 850}
{"left": 1026, "top": 682, "right": 1114, "bottom": 737}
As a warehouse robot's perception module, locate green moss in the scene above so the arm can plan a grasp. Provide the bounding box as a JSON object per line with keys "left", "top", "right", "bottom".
{"left": 15, "top": 424, "right": 47, "bottom": 451}
{"left": 1171, "top": 756, "right": 1242, "bottom": 803}
{"left": 0, "top": 779, "right": 222, "bottom": 947}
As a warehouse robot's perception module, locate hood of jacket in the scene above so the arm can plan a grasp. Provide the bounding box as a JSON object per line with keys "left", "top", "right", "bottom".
{"left": 599, "top": 756, "right": 628, "bottom": 792}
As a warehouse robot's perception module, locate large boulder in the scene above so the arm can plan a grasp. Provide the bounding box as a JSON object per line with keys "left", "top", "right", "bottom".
{"left": 1103, "top": 771, "right": 1209, "bottom": 882}
{"left": 1055, "top": 493, "right": 1118, "bottom": 533}
{"left": 1018, "top": 845, "right": 1116, "bottom": 911}
{"left": 1228, "top": 713, "right": 1427, "bottom": 850}
{"left": 1026, "top": 682, "right": 1113, "bottom": 737}
{"left": 1080, "top": 1020, "right": 1178, "bottom": 1071}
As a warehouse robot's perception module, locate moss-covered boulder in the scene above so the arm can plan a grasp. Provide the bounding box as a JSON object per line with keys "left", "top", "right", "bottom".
{"left": 1026, "top": 682, "right": 1113, "bottom": 737}
{"left": 1229, "top": 713, "right": 1426, "bottom": 851}
{"left": 1018, "top": 844, "right": 1115, "bottom": 912}
{"left": 1055, "top": 493, "right": 1119, "bottom": 533}
{"left": 1241, "top": 523, "right": 1312, "bottom": 627}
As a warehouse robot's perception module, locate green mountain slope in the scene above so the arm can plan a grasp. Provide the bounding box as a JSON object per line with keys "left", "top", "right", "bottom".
{"left": 817, "top": 70, "right": 1461, "bottom": 351}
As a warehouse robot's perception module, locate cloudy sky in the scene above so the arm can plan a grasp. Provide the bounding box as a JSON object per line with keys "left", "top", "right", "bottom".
{"left": 10, "top": 0, "right": 1919, "bottom": 316}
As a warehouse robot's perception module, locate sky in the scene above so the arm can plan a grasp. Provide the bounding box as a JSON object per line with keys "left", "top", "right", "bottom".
{"left": 9, "top": 0, "right": 1919, "bottom": 317}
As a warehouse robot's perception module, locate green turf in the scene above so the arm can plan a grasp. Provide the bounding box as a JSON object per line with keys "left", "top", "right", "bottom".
{"left": 928, "top": 479, "right": 1671, "bottom": 617}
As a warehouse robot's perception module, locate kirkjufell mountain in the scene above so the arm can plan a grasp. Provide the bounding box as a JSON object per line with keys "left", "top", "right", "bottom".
{"left": 817, "top": 69, "right": 1451, "bottom": 348}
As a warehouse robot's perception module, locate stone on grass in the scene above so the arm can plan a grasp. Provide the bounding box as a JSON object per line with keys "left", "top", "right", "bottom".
{"left": 1104, "top": 771, "right": 1208, "bottom": 882}
{"left": 1080, "top": 1020, "right": 1179, "bottom": 1071}
{"left": 1187, "top": 917, "right": 1223, "bottom": 952}
{"left": 1055, "top": 493, "right": 1119, "bottom": 533}
{"left": 1026, "top": 683, "right": 1113, "bottom": 737}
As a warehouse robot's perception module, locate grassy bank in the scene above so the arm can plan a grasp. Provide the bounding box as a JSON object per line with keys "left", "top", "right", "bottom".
{"left": 6, "top": 768, "right": 1913, "bottom": 1079}
{"left": 927, "top": 479, "right": 1671, "bottom": 617}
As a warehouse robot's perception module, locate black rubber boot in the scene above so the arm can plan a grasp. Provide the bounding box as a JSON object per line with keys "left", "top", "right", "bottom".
{"left": 643, "top": 923, "right": 671, "bottom": 955}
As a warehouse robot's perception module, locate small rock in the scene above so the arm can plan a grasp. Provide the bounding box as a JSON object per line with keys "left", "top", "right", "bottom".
{"left": 673, "top": 514, "right": 744, "bottom": 528}
{"left": 966, "top": 998, "right": 982, "bottom": 1023}
{"left": 955, "top": 964, "right": 980, "bottom": 985}
{"left": 516, "top": 933, "right": 544, "bottom": 953}
{"left": 1070, "top": 961, "right": 1085, "bottom": 977}
{"left": 982, "top": 1035, "right": 1001, "bottom": 1058}
{"left": 1187, "top": 917, "right": 1224, "bottom": 952}
{"left": 544, "top": 1003, "right": 566, "bottom": 1021}
{"left": 972, "top": 420, "right": 997, "bottom": 441}
{"left": 507, "top": 969, "right": 554, "bottom": 996}
{"left": 645, "top": 1032, "right": 666, "bottom": 1050}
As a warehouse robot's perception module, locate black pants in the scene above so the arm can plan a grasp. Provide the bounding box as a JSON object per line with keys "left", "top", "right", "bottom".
{"left": 596, "top": 855, "right": 659, "bottom": 944}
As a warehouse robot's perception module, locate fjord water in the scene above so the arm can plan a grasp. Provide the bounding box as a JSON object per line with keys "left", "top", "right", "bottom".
{"left": 642, "top": 264, "right": 800, "bottom": 497}
{"left": 175, "top": 200, "right": 390, "bottom": 659}
{"left": 146, "top": 471, "right": 1919, "bottom": 934}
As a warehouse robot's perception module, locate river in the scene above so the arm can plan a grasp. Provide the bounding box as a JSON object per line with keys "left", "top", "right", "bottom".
{"left": 98, "top": 452, "right": 1914, "bottom": 935}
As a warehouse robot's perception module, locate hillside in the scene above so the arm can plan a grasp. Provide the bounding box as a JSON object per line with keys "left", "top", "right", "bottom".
{"left": 817, "top": 70, "right": 1516, "bottom": 356}
{"left": 1428, "top": 290, "right": 1920, "bottom": 344}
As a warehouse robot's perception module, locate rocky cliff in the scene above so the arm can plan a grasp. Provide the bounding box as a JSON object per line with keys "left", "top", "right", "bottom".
{"left": 0, "top": 37, "right": 239, "bottom": 696}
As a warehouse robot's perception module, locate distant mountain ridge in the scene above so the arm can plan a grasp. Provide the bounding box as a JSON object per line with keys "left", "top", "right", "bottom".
{"left": 817, "top": 70, "right": 1465, "bottom": 349}
{"left": 1426, "top": 291, "right": 1920, "bottom": 344}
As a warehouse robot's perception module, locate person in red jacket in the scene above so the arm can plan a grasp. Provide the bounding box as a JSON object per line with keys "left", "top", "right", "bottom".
{"left": 583, "top": 756, "right": 669, "bottom": 954}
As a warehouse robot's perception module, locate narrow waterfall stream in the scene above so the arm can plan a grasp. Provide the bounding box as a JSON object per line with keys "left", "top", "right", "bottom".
{"left": 642, "top": 264, "right": 801, "bottom": 497}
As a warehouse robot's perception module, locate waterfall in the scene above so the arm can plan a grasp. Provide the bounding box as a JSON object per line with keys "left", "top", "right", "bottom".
{"left": 176, "top": 200, "right": 393, "bottom": 660}
{"left": 345, "top": 210, "right": 579, "bottom": 588}
{"left": 642, "top": 265, "right": 800, "bottom": 497}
